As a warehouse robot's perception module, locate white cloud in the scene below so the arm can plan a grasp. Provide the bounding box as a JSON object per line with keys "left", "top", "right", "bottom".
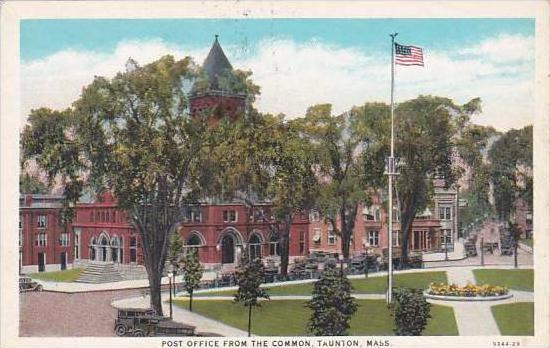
{"left": 21, "top": 34, "right": 534, "bottom": 131}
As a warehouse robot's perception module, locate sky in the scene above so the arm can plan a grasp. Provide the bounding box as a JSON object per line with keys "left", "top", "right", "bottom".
{"left": 21, "top": 18, "right": 535, "bottom": 130}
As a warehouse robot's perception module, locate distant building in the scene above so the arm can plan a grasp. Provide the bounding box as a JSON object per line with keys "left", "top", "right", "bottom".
{"left": 308, "top": 183, "right": 459, "bottom": 257}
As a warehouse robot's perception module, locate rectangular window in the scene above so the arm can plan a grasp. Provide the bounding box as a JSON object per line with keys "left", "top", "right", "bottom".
{"left": 299, "top": 231, "right": 306, "bottom": 254}
{"left": 59, "top": 233, "right": 70, "bottom": 246}
{"left": 392, "top": 230, "right": 400, "bottom": 247}
{"left": 368, "top": 230, "right": 379, "bottom": 247}
{"left": 36, "top": 233, "right": 47, "bottom": 247}
{"left": 223, "top": 210, "right": 237, "bottom": 223}
{"left": 37, "top": 215, "right": 47, "bottom": 228}
{"left": 19, "top": 229, "right": 23, "bottom": 247}
{"left": 327, "top": 228, "right": 336, "bottom": 245}
{"left": 439, "top": 206, "right": 452, "bottom": 220}
{"left": 19, "top": 216, "right": 23, "bottom": 229}
{"left": 440, "top": 229, "right": 453, "bottom": 245}
{"left": 187, "top": 208, "right": 202, "bottom": 222}
{"left": 393, "top": 207, "right": 400, "bottom": 222}
{"left": 312, "top": 228, "right": 321, "bottom": 245}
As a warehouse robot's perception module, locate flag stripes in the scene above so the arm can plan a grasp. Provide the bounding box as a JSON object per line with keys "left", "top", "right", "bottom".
{"left": 395, "top": 43, "right": 424, "bottom": 66}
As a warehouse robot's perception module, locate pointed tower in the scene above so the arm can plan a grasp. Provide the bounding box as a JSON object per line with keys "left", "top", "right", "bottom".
{"left": 189, "top": 35, "right": 246, "bottom": 124}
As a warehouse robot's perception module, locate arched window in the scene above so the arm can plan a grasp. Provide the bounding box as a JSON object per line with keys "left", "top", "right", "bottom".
{"left": 187, "top": 234, "right": 202, "bottom": 246}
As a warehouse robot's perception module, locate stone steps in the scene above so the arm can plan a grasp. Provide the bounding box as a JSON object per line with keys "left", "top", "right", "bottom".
{"left": 76, "top": 262, "right": 124, "bottom": 283}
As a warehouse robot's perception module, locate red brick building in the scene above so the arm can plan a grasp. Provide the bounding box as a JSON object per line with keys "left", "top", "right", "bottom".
{"left": 19, "top": 194, "right": 73, "bottom": 273}
{"left": 177, "top": 203, "right": 309, "bottom": 268}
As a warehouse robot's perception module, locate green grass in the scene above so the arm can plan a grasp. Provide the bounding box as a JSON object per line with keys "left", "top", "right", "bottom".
{"left": 473, "top": 269, "right": 534, "bottom": 291}
{"left": 491, "top": 302, "right": 534, "bottom": 336}
{"left": 195, "top": 271, "right": 447, "bottom": 297}
{"left": 174, "top": 299, "right": 458, "bottom": 336}
{"left": 350, "top": 271, "right": 448, "bottom": 294}
{"left": 520, "top": 238, "right": 533, "bottom": 248}
{"left": 30, "top": 268, "right": 83, "bottom": 282}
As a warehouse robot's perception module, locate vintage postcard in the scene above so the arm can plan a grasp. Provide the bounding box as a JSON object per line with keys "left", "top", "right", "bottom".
{"left": 1, "top": 1, "right": 549, "bottom": 348}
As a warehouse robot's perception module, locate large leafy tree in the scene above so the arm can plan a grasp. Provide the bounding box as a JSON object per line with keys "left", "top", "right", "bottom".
{"left": 307, "top": 267, "right": 358, "bottom": 336}
{"left": 394, "top": 96, "right": 478, "bottom": 261}
{"left": 488, "top": 125, "right": 533, "bottom": 219}
{"left": 206, "top": 111, "right": 317, "bottom": 277}
{"left": 21, "top": 55, "right": 208, "bottom": 315}
{"left": 455, "top": 124, "right": 499, "bottom": 230}
{"left": 234, "top": 249, "right": 270, "bottom": 337}
{"left": 19, "top": 173, "right": 49, "bottom": 194}
{"left": 298, "top": 103, "right": 387, "bottom": 260}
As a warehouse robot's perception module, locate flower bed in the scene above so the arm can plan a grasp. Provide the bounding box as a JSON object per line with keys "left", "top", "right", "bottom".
{"left": 428, "top": 282, "right": 509, "bottom": 297}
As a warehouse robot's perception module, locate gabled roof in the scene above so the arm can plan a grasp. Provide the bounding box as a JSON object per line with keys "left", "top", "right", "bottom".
{"left": 202, "top": 35, "right": 233, "bottom": 90}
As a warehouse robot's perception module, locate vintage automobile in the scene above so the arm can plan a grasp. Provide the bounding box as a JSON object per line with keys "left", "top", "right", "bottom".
{"left": 19, "top": 275, "right": 43, "bottom": 293}
{"left": 114, "top": 308, "right": 196, "bottom": 337}
{"left": 114, "top": 308, "right": 161, "bottom": 336}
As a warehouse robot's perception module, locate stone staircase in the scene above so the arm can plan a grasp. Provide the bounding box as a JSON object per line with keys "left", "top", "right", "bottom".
{"left": 116, "top": 263, "right": 148, "bottom": 280}
{"left": 76, "top": 262, "right": 124, "bottom": 283}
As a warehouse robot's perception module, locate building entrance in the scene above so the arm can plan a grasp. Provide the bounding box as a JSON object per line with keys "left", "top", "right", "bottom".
{"left": 221, "top": 234, "right": 235, "bottom": 264}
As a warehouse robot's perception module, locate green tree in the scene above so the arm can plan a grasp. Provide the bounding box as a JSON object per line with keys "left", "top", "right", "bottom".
{"left": 181, "top": 248, "right": 204, "bottom": 311}
{"left": 19, "top": 173, "right": 49, "bottom": 194}
{"left": 298, "top": 103, "right": 387, "bottom": 260}
{"left": 454, "top": 124, "right": 499, "bottom": 232}
{"left": 307, "top": 267, "right": 358, "bottom": 336}
{"left": 391, "top": 287, "right": 431, "bottom": 336}
{"left": 234, "top": 249, "right": 270, "bottom": 337}
{"left": 206, "top": 111, "right": 317, "bottom": 277}
{"left": 167, "top": 231, "right": 184, "bottom": 266}
{"left": 488, "top": 125, "right": 533, "bottom": 220}
{"left": 20, "top": 56, "right": 208, "bottom": 315}
{"left": 394, "top": 96, "right": 477, "bottom": 261}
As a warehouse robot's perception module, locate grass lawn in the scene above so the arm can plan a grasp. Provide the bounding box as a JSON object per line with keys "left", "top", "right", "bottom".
{"left": 174, "top": 299, "right": 458, "bottom": 336}
{"left": 29, "top": 268, "right": 83, "bottom": 282}
{"left": 491, "top": 302, "right": 534, "bottom": 336}
{"left": 520, "top": 238, "right": 533, "bottom": 248}
{"left": 473, "top": 269, "right": 534, "bottom": 291}
{"left": 195, "top": 271, "right": 447, "bottom": 297}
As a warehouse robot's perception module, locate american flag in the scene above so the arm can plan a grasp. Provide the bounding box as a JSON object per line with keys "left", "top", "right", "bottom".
{"left": 395, "top": 43, "right": 424, "bottom": 66}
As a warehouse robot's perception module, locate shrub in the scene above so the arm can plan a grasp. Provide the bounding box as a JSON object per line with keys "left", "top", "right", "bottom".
{"left": 307, "top": 268, "right": 358, "bottom": 336}
{"left": 390, "top": 287, "right": 431, "bottom": 336}
{"left": 428, "top": 282, "right": 508, "bottom": 297}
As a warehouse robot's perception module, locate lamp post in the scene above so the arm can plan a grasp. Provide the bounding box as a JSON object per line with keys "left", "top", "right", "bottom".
{"left": 444, "top": 229, "right": 449, "bottom": 261}
{"left": 167, "top": 268, "right": 174, "bottom": 319}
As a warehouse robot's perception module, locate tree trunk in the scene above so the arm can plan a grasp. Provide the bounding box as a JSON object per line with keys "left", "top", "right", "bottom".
{"left": 148, "top": 270, "right": 163, "bottom": 315}
{"left": 279, "top": 230, "right": 290, "bottom": 279}
{"left": 248, "top": 304, "right": 252, "bottom": 337}
{"left": 400, "top": 204, "right": 416, "bottom": 265}
{"left": 189, "top": 289, "right": 193, "bottom": 312}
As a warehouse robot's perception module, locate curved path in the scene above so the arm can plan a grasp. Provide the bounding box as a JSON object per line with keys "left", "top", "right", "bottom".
{"left": 111, "top": 265, "right": 533, "bottom": 337}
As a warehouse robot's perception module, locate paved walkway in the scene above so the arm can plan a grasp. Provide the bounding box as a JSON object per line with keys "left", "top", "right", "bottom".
{"left": 112, "top": 293, "right": 250, "bottom": 336}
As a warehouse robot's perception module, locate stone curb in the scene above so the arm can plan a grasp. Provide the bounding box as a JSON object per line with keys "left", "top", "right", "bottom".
{"left": 423, "top": 291, "right": 513, "bottom": 302}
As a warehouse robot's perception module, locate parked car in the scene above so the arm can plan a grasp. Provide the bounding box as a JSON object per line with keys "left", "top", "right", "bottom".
{"left": 114, "top": 308, "right": 196, "bottom": 337}
{"left": 19, "top": 275, "right": 43, "bottom": 293}
{"left": 114, "top": 308, "right": 162, "bottom": 336}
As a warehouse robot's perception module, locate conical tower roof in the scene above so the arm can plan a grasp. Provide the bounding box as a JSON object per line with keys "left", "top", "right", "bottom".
{"left": 202, "top": 35, "right": 233, "bottom": 90}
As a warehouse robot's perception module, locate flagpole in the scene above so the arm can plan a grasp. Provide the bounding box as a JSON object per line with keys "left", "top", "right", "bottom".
{"left": 387, "top": 32, "right": 398, "bottom": 304}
